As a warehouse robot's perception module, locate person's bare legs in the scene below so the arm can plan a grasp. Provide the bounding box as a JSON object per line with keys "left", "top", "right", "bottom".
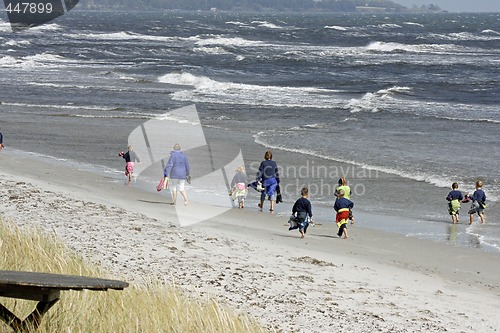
{"left": 469, "top": 214, "right": 474, "bottom": 225}
{"left": 171, "top": 190, "right": 177, "bottom": 205}
{"left": 479, "top": 212, "right": 485, "bottom": 224}
{"left": 270, "top": 200, "right": 275, "bottom": 212}
{"left": 344, "top": 228, "right": 349, "bottom": 239}
{"left": 180, "top": 190, "right": 188, "bottom": 205}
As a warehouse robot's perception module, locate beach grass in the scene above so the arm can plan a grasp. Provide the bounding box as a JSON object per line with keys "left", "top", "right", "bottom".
{"left": 0, "top": 217, "right": 269, "bottom": 333}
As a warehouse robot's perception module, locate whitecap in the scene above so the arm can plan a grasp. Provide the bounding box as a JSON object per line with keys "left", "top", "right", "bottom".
{"left": 324, "top": 25, "right": 348, "bottom": 31}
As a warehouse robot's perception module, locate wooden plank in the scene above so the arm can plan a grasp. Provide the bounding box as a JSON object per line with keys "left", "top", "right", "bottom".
{"left": 0, "top": 270, "right": 129, "bottom": 291}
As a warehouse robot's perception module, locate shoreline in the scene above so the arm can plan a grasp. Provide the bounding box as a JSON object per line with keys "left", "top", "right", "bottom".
{"left": 1, "top": 149, "right": 499, "bottom": 332}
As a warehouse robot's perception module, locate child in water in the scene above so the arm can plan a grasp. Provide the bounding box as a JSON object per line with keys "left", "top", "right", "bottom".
{"left": 446, "top": 182, "right": 463, "bottom": 224}
{"left": 467, "top": 180, "right": 486, "bottom": 225}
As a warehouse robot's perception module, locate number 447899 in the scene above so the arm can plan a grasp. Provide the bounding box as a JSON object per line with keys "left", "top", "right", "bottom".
{"left": 6, "top": 2, "right": 54, "bottom": 14}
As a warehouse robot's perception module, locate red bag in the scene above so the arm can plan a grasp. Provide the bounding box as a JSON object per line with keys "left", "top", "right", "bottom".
{"left": 156, "top": 177, "right": 169, "bottom": 191}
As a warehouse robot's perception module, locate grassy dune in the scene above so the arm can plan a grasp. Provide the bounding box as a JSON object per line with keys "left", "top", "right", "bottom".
{"left": 0, "top": 218, "right": 269, "bottom": 333}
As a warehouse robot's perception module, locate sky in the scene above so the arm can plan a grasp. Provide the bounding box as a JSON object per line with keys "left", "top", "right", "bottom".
{"left": 394, "top": 0, "right": 500, "bottom": 12}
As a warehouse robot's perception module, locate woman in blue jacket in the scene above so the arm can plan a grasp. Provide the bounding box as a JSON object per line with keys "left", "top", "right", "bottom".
{"left": 164, "top": 143, "right": 191, "bottom": 205}
{"left": 256, "top": 150, "right": 280, "bottom": 212}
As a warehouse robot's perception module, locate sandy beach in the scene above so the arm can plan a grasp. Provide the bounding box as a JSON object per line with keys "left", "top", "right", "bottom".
{"left": 1, "top": 151, "right": 499, "bottom": 333}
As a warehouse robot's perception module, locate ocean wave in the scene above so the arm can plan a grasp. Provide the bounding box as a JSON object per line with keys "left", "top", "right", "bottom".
{"left": 344, "top": 88, "right": 500, "bottom": 124}
{"left": 0, "top": 52, "right": 74, "bottom": 69}
{"left": 324, "top": 25, "right": 348, "bottom": 31}
{"left": 192, "top": 35, "right": 267, "bottom": 47}
{"left": 226, "top": 21, "right": 250, "bottom": 27}
{"left": 403, "top": 22, "right": 424, "bottom": 27}
{"left": 371, "top": 23, "right": 402, "bottom": 29}
{"left": 345, "top": 86, "right": 411, "bottom": 113}
{"left": 28, "top": 82, "right": 94, "bottom": 89}
{"left": 4, "top": 40, "right": 31, "bottom": 47}
{"left": 465, "top": 229, "right": 500, "bottom": 252}
{"left": 1, "top": 102, "right": 119, "bottom": 112}
{"left": 290, "top": 123, "right": 327, "bottom": 130}
{"left": 481, "top": 29, "right": 500, "bottom": 35}
{"left": 430, "top": 32, "right": 500, "bottom": 41}
{"left": 67, "top": 31, "right": 176, "bottom": 42}
{"left": 0, "top": 55, "right": 18, "bottom": 67}
{"left": 158, "top": 72, "right": 344, "bottom": 109}
{"left": 30, "top": 23, "right": 61, "bottom": 32}
{"left": 251, "top": 20, "right": 283, "bottom": 29}
{"left": 366, "top": 41, "right": 462, "bottom": 54}
{"left": 193, "top": 46, "right": 232, "bottom": 55}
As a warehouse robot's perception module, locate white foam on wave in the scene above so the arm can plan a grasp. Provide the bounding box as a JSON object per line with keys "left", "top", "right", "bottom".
{"left": 193, "top": 35, "right": 267, "bottom": 47}
{"left": 0, "top": 21, "right": 12, "bottom": 32}
{"left": 403, "top": 22, "right": 424, "bottom": 27}
{"left": 0, "top": 55, "right": 18, "bottom": 67}
{"left": 366, "top": 41, "right": 462, "bottom": 54}
{"left": 290, "top": 123, "right": 327, "bottom": 130}
{"left": 28, "top": 82, "right": 93, "bottom": 90}
{"left": 68, "top": 31, "right": 176, "bottom": 43}
{"left": 158, "top": 72, "right": 344, "bottom": 109}
{"left": 4, "top": 40, "right": 31, "bottom": 47}
{"left": 250, "top": 20, "right": 283, "bottom": 29}
{"left": 30, "top": 23, "right": 61, "bottom": 32}
{"left": 324, "top": 25, "right": 348, "bottom": 31}
{"left": 481, "top": 29, "right": 500, "bottom": 35}
{"left": 226, "top": 21, "right": 250, "bottom": 27}
{"left": 1, "top": 53, "right": 71, "bottom": 69}
{"left": 345, "top": 86, "right": 411, "bottom": 113}
{"left": 430, "top": 32, "right": 500, "bottom": 41}
{"left": 1, "top": 102, "right": 118, "bottom": 112}
{"left": 465, "top": 225, "right": 500, "bottom": 252}
{"left": 375, "top": 23, "right": 402, "bottom": 29}
{"left": 193, "top": 46, "right": 232, "bottom": 55}
{"left": 345, "top": 87, "right": 500, "bottom": 124}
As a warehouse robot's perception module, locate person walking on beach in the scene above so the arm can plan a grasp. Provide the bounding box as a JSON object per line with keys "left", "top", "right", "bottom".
{"left": 289, "top": 187, "right": 313, "bottom": 239}
{"left": 334, "top": 189, "right": 353, "bottom": 239}
{"left": 256, "top": 150, "right": 280, "bottom": 212}
{"left": 119, "top": 145, "right": 141, "bottom": 183}
{"left": 0, "top": 129, "right": 4, "bottom": 150}
{"left": 467, "top": 180, "right": 486, "bottom": 225}
{"left": 446, "top": 182, "right": 463, "bottom": 224}
{"left": 335, "top": 177, "right": 354, "bottom": 224}
{"left": 229, "top": 166, "right": 248, "bottom": 209}
{"left": 164, "top": 143, "right": 190, "bottom": 206}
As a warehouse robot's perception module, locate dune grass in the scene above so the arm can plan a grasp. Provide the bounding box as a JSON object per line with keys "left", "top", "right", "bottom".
{"left": 0, "top": 217, "right": 270, "bottom": 333}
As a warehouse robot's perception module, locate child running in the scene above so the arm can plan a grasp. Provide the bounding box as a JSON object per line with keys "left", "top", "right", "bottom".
{"left": 446, "top": 182, "right": 464, "bottom": 224}
{"left": 289, "top": 187, "right": 313, "bottom": 239}
{"left": 468, "top": 180, "right": 486, "bottom": 225}
{"left": 334, "top": 189, "right": 353, "bottom": 239}
{"left": 335, "top": 177, "right": 354, "bottom": 224}
{"left": 119, "top": 145, "right": 141, "bottom": 183}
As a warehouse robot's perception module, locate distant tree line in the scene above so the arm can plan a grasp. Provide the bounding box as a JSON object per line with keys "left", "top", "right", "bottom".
{"left": 81, "top": 0, "right": 409, "bottom": 12}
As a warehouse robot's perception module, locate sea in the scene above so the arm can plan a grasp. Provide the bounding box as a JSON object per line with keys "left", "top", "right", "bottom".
{"left": 0, "top": 10, "right": 499, "bottom": 252}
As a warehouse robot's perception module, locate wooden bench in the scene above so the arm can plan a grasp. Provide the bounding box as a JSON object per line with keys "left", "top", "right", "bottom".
{"left": 0, "top": 270, "right": 129, "bottom": 332}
